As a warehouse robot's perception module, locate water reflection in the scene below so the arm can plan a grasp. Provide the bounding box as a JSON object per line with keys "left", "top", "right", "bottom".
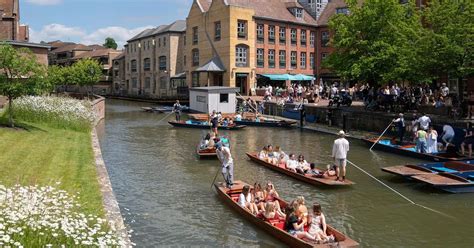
{"left": 99, "top": 99, "right": 474, "bottom": 248}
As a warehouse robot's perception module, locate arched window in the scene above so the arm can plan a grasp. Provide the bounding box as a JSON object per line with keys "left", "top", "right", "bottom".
{"left": 131, "top": 60, "right": 137, "bottom": 72}
{"left": 192, "top": 49, "right": 199, "bottom": 66}
{"left": 235, "top": 44, "right": 249, "bottom": 67}
{"left": 144, "top": 58, "right": 151, "bottom": 71}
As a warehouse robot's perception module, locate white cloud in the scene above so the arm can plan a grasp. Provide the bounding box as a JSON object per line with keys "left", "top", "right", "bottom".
{"left": 26, "top": 0, "right": 62, "bottom": 5}
{"left": 29, "top": 24, "right": 154, "bottom": 48}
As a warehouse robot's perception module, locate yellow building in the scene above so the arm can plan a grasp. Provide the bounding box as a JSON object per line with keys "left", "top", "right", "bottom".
{"left": 186, "top": 0, "right": 256, "bottom": 95}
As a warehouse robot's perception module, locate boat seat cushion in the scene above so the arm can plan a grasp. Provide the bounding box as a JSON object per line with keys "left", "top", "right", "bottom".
{"left": 431, "top": 167, "right": 458, "bottom": 173}
{"left": 186, "top": 120, "right": 193, "bottom": 124}
{"left": 467, "top": 175, "right": 474, "bottom": 180}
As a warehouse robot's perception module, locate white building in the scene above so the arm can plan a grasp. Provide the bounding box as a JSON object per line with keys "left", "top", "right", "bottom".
{"left": 189, "top": 87, "right": 239, "bottom": 114}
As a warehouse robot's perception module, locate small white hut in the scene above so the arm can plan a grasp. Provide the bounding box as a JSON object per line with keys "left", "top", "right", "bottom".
{"left": 189, "top": 87, "right": 240, "bottom": 114}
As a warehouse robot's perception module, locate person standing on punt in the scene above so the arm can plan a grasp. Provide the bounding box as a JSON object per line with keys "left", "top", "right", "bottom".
{"left": 392, "top": 113, "right": 405, "bottom": 143}
{"left": 216, "top": 141, "right": 234, "bottom": 188}
{"left": 210, "top": 110, "right": 219, "bottom": 135}
{"left": 172, "top": 100, "right": 182, "bottom": 122}
{"left": 332, "top": 130, "right": 350, "bottom": 182}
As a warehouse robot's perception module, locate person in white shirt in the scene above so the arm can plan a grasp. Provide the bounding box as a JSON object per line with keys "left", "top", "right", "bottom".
{"left": 216, "top": 142, "right": 234, "bottom": 188}
{"left": 285, "top": 154, "right": 298, "bottom": 172}
{"left": 238, "top": 185, "right": 258, "bottom": 214}
{"left": 332, "top": 130, "right": 350, "bottom": 182}
{"left": 392, "top": 113, "right": 406, "bottom": 143}
{"left": 440, "top": 83, "right": 449, "bottom": 97}
{"left": 417, "top": 113, "right": 431, "bottom": 131}
{"left": 441, "top": 124, "right": 455, "bottom": 150}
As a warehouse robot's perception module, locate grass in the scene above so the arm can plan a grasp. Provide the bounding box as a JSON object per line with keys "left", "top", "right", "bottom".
{"left": 0, "top": 119, "right": 104, "bottom": 216}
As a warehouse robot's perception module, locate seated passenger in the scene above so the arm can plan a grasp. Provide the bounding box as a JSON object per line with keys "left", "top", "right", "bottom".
{"left": 273, "top": 146, "right": 284, "bottom": 158}
{"left": 262, "top": 201, "right": 285, "bottom": 221}
{"left": 267, "top": 145, "right": 278, "bottom": 164}
{"left": 253, "top": 183, "right": 265, "bottom": 212}
{"left": 277, "top": 154, "right": 287, "bottom": 168}
{"left": 296, "top": 155, "right": 310, "bottom": 174}
{"left": 286, "top": 154, "right": 298, "bottom": 172}
{"left": 239, "top": 185, "right": 258, "bottom": 214}
{"left": 235, "top": 113, "right": 242, "bottom": 121}
{"left": 308, "top": 203, "right": 333, "bottom": 243}
{"left": 258, "top": 146, "right": 268, "bottom": 160}
{"left": 264, "top": 182, "right": 286, "bottom": 218}
{"left": 222, "top": 118, "right": 229, "bottom": 127}
{"left": 228, "top": 119, "right": 234, "bottom": 125}
{"left": 284, "top": 205, "right": 315, "bottom": 240}
{"left": 307, "top": 163, "right": 324, "bottom": 176}
{"left": 207, "top": 133, "right": 216, "bottom": 148}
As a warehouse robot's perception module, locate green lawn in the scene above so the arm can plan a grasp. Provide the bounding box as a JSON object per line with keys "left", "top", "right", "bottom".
{"left": 0, "top": 121, "right": 104, "bottom": 216}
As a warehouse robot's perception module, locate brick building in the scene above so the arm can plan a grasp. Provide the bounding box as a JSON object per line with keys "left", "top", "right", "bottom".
{"left": 187, "top": 0, "right": 320, "bottom": 95}
{"left": 123, "top": 20, "right": 186, "bottom": 99}
{"left": 112, "top": 52, "right": 126, "bottom": 95}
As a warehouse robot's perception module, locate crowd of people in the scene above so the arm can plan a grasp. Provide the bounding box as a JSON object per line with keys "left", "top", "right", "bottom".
{"left": 237, "top": 183, "right": 335, "bottom": 244}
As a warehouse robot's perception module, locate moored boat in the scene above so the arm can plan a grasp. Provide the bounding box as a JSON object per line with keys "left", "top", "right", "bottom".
{"left": 410, "top": 171, "right": 474, "bottom": 193}
{"left": 234, "top": 119, "right": 297, "bottom": 128}
{"left": 382, "top": 160, "right": 474, "bottom": 178}
{"left": 363, "top": 138, "right": 468, "bottom": 162}
{"left": 214, "top": 180, "right": 359, "bottom": 248}
{"left": 168, "top": 120, "right": 246, "bottom": 130}
{"left": 246, "top": 153, "right": 354, "bottom": 186}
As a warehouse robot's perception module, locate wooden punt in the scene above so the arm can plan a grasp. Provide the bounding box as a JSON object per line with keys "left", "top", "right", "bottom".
{"left": 382, "top": 160, "right": 474, "bottom": 178}
{"left": 188, "top": 113, "right": 236, "bottom": 121}
{"left": 168, "top": 121, "right": 246, "bottom": 130}
{"left": 141, "top": 107, "right": 154, "bottom": 112}
{"left": 363, "top": 138, "right": 467, "bottom": 162}
{"left": 197, "top": 146, "right": 217, "bottom": 158}
{"left": 234, "top": 119, "right": 297, "bottom": 128}
{"left": 246, "top": 153, "right": 354, "bottom": 186}
{"left": 411, "top": 171, "right": 474, "bottom": 193}
{"left": 215, "top": 180, "right": 359, "bottom": 248}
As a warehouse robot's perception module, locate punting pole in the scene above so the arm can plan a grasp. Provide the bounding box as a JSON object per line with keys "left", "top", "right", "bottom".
{"left": 156, "top": 111, "right": 174, "bottom": 124}
{"left": 347, "top": 159, "right": 455, "bottom": 219}
{"left": 369, "top": 120, "right": 394, "bottom": 151}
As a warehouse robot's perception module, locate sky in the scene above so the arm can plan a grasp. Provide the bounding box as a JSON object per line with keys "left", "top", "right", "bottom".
{"left": 22, "top": 0, "right": 193, "bottom": 48}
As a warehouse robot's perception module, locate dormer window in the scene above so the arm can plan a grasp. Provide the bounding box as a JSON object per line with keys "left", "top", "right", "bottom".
{"left": 295, "top": 8, "right": 304, "bottom": 18}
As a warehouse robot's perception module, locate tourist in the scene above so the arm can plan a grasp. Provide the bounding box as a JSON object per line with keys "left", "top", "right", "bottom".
{"left": 210, "top": 110, "right": 219, "bottom": 135}
{"left": 392, "top": 113, "right": 405, "bottom": 143}
{"left": 262, "top": 202, "right": 284, "bottom": 220}
{"left": 253, "top": 183, "right": 265, "bottom": 211}
{"left": 415, "top": 127, "right": 428, "bottom": 153}
{"left": 427, "top": 126, "right": 438, "bottom": 154}
{"left": 263, "top": 182, "right": 285, "bottom": 217}
{"left": 460, "top": 124, "right": 473, "bottom": 157}
{"left": 296, "top": 155, "right": 310, "bottom": 174}
{"left": 286, "top": 153, "right": 298, "bottom": 172}
{"left": 332, "top": 130, "right": 350, "bottom": 182}
{"left": 258, "top": 146, "right": 268, "bottom": 161}
{"left": 416, "top": 113, "right": 431, "bottom": 131}
{"left": 235, "top": 112, "right": 242, "bottom": 121}
{"left": 216, "top": 142, "right": 234, "bottom": 188}
{"left": 294, "top": 196, "right": 308, "bottom": 220}
{"left": 238, "top": 185, "right": 258, "bottom": 214}
{"left": 222, "top": 118, "right": 229, "bottom": 127}
{"left": 441, "top": 124, "right": 455, "bottom": 150}
{"left": 172, "top": 100, "right": 182, "bottom": 121}
{"left": 307, "top": 163, "right": 322, "bottom": 176}
{"left": 277, "top": 154, "right": 287, "bottom": 168}
{"left": 200, "top": 133, "right": 211, "bottom": 149}
{"left": 440, "top": 83, "right": 449, "bottom": 98}
{"left": 267, "top": 145, "right": 278, "bottom": 164}
{"left": 307, "top": 203, "right": 330, "bottom": 243}
{"left": 410, "top": 113, "right": 419, "bottom": 142}
{"left": 284, "top": 205, "right": 315, "bottom": 240}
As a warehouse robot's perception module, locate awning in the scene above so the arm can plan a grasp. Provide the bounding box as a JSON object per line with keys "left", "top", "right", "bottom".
{"left": 195, "top": 57, "right": 226, "bottom": 72}
{"left": 259, "top": 74, "right": 315, "bottom": 81}
{"left": 293, "top": 74, "right": 316, "bottom": 81}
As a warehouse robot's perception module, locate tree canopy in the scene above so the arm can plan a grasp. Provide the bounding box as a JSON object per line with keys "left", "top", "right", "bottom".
{"left": 103, "top": 37, "right": 118, "bottom": 50}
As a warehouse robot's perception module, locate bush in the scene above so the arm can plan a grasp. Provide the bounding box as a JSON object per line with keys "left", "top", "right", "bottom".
{"left": 0, "top": 184, "right": 127, "bottom": 246}
{"left": 7, "top": 96, "right": 97, "bottom": 131}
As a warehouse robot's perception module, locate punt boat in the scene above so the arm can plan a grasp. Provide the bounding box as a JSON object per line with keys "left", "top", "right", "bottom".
{"left": 411, "top": 171, "right": 474, "bottom": 193}
{"left": 246, "top": 153, "right": 354, "bottom": 186}
{"left": 381, "top": 160, "right": 474, "bottom": 178}
{"left": 234, "top": 119, "right": 297, "bottom": 128}
{"left": 215, "top": 180, "right": 359, "bottom": 247}
{"left": 141, "top": 106, "right": 189, "bottom": 113}
{"left": 196, "top": 137, "right": 230, "bottom": 158}
{"left": 363, "top": 138, "right": 468, "bottom": 162}
{"left": 188, "top": 113, "right": 236, "bottom": 121}
{"left": 168, "top": 120, "right": 246, "bottom": 130}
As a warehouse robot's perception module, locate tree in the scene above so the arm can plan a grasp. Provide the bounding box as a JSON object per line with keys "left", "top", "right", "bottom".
{"left": 71, "top": 58, "right": 102, "bottom": 96}
{"left": 103, "top": 37, "right": 118, "bottom": 50}
{"left": 0, "top": 43, "right": 47, "bottom": 127}
{"left": 324, "top": 0, "right": 425, "bottom": 85}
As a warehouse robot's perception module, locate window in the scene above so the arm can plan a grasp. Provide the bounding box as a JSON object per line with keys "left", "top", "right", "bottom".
{"left": 192, "top": 49, "right": 199, "bottom": 66}
{"left": 300, "top": 52, "right": 306, "bottom": 69}
{"left": 237, "top": 20, "right": 247, "bottom": 39}
{"left": 300, "top": 30, "right": 307, "bottom": 46}
{"left": 220, "top": 94, "right": 229, "bottom": 103}
{"left": 158, "top": 38, "right": 161, "bottom": 47}
{"left": 131, "top": 60, "right": 137, "bottom": 72}
{"left": 295, "top": 8, "right": 303, "bottom": 18}
{"left": 291, "top": 29, "right": 297, "bottom": 45}
{"left": 197, "top": 95, "right": 206, "bottom": 103}
{"left": 257, "top": 49, "right": 264, "bottom": 68}
{"left": 184, "top": 55, "right": 186, "bottom": 66}
{"left": 268, "top": 49, "right": 275, "bottom": 68}
{"left": 184, "top": 35, "right": 186, "bottom": 46}
{"left": 145, "top": 77, "right": 151, "bottom": 89}
{"left": 160, "top": 76, "right": 167, "bottom": 89}
{"left": 163, "top": 37, "right": 166, "bottom": 46}
{"left": 159, "top": 56, "right": 167, "bottom": 71}
{"left": 235, "top": 45, "right": 249, "bottom": 67}
{"left": 257, "top": 24, "right": 264, "bottom": 42}
{"left": 290, "top": 51, "right": 297, "bottom": 69}
{"left": 132, "top": 78, "right": 137, "bottom": 88}
{"left": 279, "top": 27, "right": 286, "bottom": 44}
{"left": 192, "top": 72, "right": 199, "bottom": 87}
{"left": 279, "top": 50, "right": 286, "bottom": 68}
{"left": 268, "top": 25, "right": 275, "bottom": 43}
{"left": 192, "top": 27, "right": 198, "bottom": 44}
{"left": 321, "top": 31, "right": 329, "bottom": 47}
{"left": 336, "top": 7, "right": 349, "bottom": 15}
{"left": 144, "top": 58, "right": 151, "bottom": 71}
{"left": 321, "top": 52, "right": 328, "bottom": 61}
{"left": 310, "top": 31, "right": 315, "bottom": 47}
{"left": 310, "top": 53, "right": 315, "bottom": 69}
{"left": 215, "top": 21, "right": 221, "bottom": 41}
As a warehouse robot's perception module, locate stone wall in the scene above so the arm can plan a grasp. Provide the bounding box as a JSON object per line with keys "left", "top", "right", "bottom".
{"left": 91, "top": 95, "right": 106, "bottom": 122}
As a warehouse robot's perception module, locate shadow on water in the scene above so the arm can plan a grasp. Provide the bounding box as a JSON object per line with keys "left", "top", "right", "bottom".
{"left": 98, "top": 99, "right": 474, "bottom": 248}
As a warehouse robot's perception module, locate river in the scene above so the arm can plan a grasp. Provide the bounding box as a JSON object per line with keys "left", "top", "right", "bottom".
{"left": 97, "top": 99, "right": 473, "bottom": 248}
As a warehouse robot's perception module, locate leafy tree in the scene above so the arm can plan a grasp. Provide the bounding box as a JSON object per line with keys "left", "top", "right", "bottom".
{"left": 71, "top": 58, "right": 102, "bottom": 96}
{"left": 103, "top": 37, "right": 118, "bottom": 50}
{"left": 0, "top": 43, "right": 47, "bottom": 127}
{"left": 324, "top": 0, "right": 425, "bottom": 85}
{"left": 46, "top": 65, "right": 67, "bottom": 92}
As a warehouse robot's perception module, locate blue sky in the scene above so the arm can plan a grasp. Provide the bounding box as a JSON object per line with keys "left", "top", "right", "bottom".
{"left": 22, "top": 0, "right": 193, "bottom": 47}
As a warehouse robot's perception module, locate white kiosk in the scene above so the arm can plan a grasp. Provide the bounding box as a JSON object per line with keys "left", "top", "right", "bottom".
{"left": 189, "top": 86, "right": 240, "bottom": 114}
